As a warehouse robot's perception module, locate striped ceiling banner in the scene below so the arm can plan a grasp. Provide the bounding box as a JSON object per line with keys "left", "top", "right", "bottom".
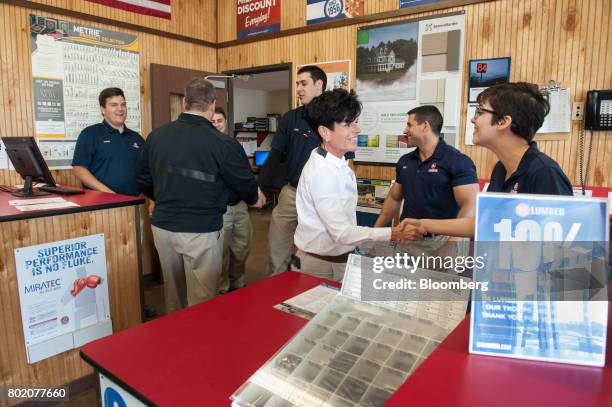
{"left": 86, "top": 0, "right": 171, "bottom": 19}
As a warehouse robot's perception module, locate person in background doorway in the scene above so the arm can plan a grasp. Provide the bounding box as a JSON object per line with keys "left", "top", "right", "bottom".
{"left": 212, "top": 106, "right": 253, "bottom": 293}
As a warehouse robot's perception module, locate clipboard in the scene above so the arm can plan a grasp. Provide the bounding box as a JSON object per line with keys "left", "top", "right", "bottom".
{"left": 537, "top": 80, "right": 571, "bottom": 135}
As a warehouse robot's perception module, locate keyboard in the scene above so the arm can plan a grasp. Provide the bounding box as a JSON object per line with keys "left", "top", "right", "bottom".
{"left": 38, "top": 185, "right": 84, "bottom": 195}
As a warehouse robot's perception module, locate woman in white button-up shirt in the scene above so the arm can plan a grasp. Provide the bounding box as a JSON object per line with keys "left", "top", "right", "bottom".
{"left": 294, "top": 89, "right": 421, "bottom": 281}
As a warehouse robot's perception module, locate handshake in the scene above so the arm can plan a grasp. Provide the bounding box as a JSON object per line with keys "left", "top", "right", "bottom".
{"left": 390, "top": 218, "right": 427, "bottom": 241}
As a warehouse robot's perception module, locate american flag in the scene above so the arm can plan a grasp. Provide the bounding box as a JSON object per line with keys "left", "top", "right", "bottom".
{"left": 86, "top": 0, "right": 171, "bottom": 19}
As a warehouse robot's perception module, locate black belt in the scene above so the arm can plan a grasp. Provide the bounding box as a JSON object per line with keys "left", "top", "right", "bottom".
{"left": 305, "top": 251, "right": 352, "bottom": 263}
{"left": 154, "top": 164, "right": 216, "bottom": 183}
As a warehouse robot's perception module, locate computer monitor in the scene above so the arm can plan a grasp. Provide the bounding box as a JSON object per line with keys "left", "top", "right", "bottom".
{"left": 2, "top": 136, "right": 57, "bottom": 197}
{"left": 254, "top": 150, "right": 270, "bottom": 167}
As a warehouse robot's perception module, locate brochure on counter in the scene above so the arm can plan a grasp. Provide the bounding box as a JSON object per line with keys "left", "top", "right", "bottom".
{"left": 275, "top": 284, "right": 340, "bottom": 320}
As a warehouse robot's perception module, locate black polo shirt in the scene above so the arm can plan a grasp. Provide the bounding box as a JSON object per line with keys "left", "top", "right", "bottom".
{"left": 396, "top": 138, "right": 478, "bottom": 220}
{"left": 72, "top": 120, "right": 144, "bottom": 196}
{"left": 134, "top": 113, "right": 259, "bottom": 233}
{"left": 264, "top": 105, "right": 320, "bottom": 187}
{"left": 488, "top": 142, "right": 573, "bottom": 195}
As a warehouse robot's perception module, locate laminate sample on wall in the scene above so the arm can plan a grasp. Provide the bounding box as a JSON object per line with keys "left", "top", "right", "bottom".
{"left": 419, "top": 79, "right": 446, "bottom": 103}
{"left": 421, "top": 30, "right": 461, "bottom": 73}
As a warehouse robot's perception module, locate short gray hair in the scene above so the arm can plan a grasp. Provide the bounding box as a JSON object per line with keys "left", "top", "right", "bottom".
{"left": 184, "top": 77, "right": 216, "bottom": 111}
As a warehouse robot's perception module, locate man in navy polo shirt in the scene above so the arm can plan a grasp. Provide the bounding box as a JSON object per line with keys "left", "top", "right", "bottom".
{"left": 402, "top": 82, "right": 573, "bottom": 238}
{"left": 374, "top": 105, "right": 479, "bottom": 253}
{"left": 72, "top": 87, "right": 144, "bottom": 196}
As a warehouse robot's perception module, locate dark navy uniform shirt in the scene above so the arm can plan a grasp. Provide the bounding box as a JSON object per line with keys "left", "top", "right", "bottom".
{"left": 259, "top": 105, "right": 355, "bottom": 189}
{"left": 134, "top": 113, "right": 259, "bottom": 233}
{"left": 488, "top": 142, "right": 573, "bottom": 195}
{"left": 72, "top": 120, "right": 144, "bottom": 196}
{"left": 396, "top": 138, "right": 478, "bottom": 220}
{"left": 267, "top": 105, "right": 320, "bottom": 187}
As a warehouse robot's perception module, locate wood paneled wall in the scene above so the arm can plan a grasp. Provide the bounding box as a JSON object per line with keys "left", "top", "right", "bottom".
{"left": 29, "top": 0, "right": 217, "bottom": 42}
{"left": 218, "top": 0, "right": 410, "bottom": 42}
{"left": 218, "top": 0, "right": 476, "bottom": 42}
{"left": 218, "top": 0, "right": 611, "bottom": 187}
{"left": 0, "top": 206, "right": 141, "bottom": 406}
{"left": 0, "top": 2, "right": 217, "bottom": 187}
{"left": 0, "top": 0, "right": 610, "bottom": 187}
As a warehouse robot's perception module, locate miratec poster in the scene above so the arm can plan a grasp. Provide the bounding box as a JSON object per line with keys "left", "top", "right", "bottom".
{"left": 29, "top": 14, "right": 141, "bottom": 168}
{"left": 15, "top": 234, "right": 111, "bottom": 363}
{"left": 237, "top": 0, "right": 281, "bottom": 39}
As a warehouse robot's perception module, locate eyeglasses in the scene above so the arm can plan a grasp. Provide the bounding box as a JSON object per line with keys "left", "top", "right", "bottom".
{"left": 474, "top": 106, "right": 496, "bottom": 117}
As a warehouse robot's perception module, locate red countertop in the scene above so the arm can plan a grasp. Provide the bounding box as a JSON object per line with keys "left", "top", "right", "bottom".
{"left": 82, "top": 272, "right": 321, "bottom": 406}
{"left": 80, "top": 272, "right": 611, "bottom": 407}
{"left": 0, "top": 188, "right": 144, "bottom": 222}
{"left": 386, "top": 307, "right": 612, "bottom": 407}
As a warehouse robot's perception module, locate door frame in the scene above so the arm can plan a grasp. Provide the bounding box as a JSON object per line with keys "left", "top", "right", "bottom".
{"left": 223, "top": 62, "right": 293, "bottom": 136}
{"left": 150, "top": 63, "right": 227, "bottom": 131}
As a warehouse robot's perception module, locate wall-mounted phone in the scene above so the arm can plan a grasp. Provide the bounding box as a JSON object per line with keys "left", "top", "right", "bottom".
{"left": 585, "top": 89, "right": 612, "bottom": 130}
{"left": 578, "top": 89, "right": 612, "bottom": 194}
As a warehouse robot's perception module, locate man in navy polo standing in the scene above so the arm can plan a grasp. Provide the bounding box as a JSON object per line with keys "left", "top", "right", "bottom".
{"left": 258, "top": 65, "right": 328, "bottom": 276}
{"left": 72, "top": 87, "right": 144, "bottom": 196}
{"left": 374, "top": 105, "right": 479, "bottom": 254}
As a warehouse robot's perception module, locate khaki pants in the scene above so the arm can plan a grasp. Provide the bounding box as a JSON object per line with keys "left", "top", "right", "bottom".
{"left": 296, "top": 249, "right": 347, "bottom": 282}
{"left": 219, "top": 202, "right": 253, "bottom": 292}
{"left": 152, "top": 225, "right": 223, "bottom": 314}
{"left": 267, "top": 185, "right": 297, "bottom": 275}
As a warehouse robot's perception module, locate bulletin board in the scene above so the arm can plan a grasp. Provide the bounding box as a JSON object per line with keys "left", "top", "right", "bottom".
{"left": 29, "top": 14, "right": 141, "bottom": 168}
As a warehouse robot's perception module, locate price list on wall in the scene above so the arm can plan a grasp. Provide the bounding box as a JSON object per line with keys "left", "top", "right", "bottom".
{"left": 29, "top": 15, "right": 141, "bottom": 168}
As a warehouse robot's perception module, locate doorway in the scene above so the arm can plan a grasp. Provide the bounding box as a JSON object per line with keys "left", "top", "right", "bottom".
{"left": 225, "top": 63, "right": 292, "bottom": 164}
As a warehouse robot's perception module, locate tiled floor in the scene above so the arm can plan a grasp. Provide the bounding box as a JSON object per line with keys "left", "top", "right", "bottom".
{"left": 59, "top": 207, "right": 274, "bottom": 406}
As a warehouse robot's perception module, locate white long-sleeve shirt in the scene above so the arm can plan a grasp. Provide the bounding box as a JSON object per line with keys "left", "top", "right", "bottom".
{"left": 295, "top": 147, "right": 392, "bottom": 256}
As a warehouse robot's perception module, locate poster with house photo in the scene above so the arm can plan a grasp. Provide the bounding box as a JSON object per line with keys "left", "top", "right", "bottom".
{"left": 295, "top": 60, "right": 351, "bottom": 106}
{"left": 355, "top": 14, "right": 465, "bottom": 164}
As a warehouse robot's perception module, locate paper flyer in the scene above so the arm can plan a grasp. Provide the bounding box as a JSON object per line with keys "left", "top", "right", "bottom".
{"left": 15, "top": 234, "right": 111, "bottom": 361}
